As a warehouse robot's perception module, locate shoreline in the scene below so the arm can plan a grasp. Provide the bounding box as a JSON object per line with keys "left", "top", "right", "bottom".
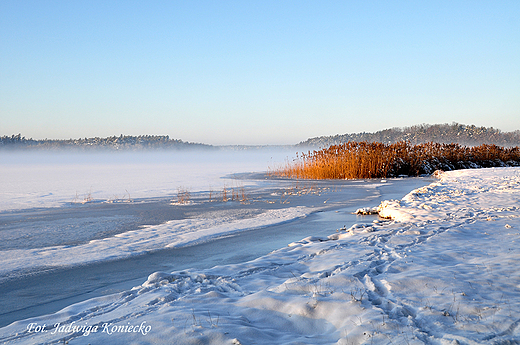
{"left": 0, "top": 176, "right": 431, "bottom": 328}
{"left": 2, "top": 168, "right": 519, "bottom": 343}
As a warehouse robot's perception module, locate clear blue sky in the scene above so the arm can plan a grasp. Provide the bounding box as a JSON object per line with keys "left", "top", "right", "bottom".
{"left": 1, "top": 1, "right": 519, "bottom": 145}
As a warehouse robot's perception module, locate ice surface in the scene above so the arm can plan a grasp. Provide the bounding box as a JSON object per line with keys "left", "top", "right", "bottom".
{"left": 1, "top": 167, "right": 519, "bottom": 344}
{"left": 0, "top": 206, "right": 313, "bottom": 277}
{"left": 0, "top": 150, "right": 290, "bottom": 212}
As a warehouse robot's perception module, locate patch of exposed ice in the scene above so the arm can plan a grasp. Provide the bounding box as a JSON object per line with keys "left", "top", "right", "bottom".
{"left": 0, "top": 206, "right": 313, "bottom": 278}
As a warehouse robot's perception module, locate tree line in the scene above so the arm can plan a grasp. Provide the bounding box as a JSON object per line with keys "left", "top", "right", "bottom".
{"left": 299, "top": 123, "right": 520, "bottom": 148}
{"left": 0, "top": 134, "right": 213, "bottom": 150}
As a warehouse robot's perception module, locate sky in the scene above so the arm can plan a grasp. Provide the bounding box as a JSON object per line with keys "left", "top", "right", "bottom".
{"left": 1, "top": 1, "right": 519, "bottom": 145}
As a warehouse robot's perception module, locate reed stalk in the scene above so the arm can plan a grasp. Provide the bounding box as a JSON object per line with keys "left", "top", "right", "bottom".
{"left": 270, "top": 141, "right": 520, "bottom": 180}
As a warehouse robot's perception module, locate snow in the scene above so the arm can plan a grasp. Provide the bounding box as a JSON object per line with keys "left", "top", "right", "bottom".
{"left": 1, "top": 167, "right": 519, "bottom": 344}
{"left": 0, "top": 206, "right": 313, "bottom": 278}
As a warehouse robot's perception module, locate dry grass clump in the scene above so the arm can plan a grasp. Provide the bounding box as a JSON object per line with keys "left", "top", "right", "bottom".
{"left": 270, "top": 141, "right": 520, "bottom": 180}
{"left": 220, "top": 184, "right": 249, "bottom": 203}
{"left": 176, "top": 187, "right": 191, "bottom": 204}
{"left": 72, "top": 188, "right": 94, "bottom": 204}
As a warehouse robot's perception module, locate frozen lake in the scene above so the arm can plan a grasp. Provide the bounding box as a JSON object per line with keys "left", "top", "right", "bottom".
{"left": 0, "top": 149, "right": 431, "bottom": 327}
{"left": 0, "top": 149, "right": 294, "bottom": 212}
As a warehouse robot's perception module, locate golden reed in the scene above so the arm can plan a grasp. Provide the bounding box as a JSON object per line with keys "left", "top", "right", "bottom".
{"left": 270, "top": 141, "right": 520, "bottom": 179}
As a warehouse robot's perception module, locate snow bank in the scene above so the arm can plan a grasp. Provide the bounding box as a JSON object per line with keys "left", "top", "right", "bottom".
{"left": 378, "top": 167, "right": 520, "bottom": 222}
{"left": 0, "top": 206, "right": 313, "bottom": 278}
{"left": 2, "top": 167, "right": 520, "bottom": 344}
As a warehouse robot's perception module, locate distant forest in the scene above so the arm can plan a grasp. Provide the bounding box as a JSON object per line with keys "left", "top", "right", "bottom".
{"left": 0, "top": 134, "right": 213, "bottom": 150}
{"left": 298, "top": 123, "right": 520, "bottom": 148}
{"left": 2, "top": 123, "right": 520, "bottom": 150}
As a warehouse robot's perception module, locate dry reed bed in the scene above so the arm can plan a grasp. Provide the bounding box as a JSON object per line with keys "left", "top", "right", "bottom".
{"left": 270, "top": 141, "right": 520, "bottom": 179}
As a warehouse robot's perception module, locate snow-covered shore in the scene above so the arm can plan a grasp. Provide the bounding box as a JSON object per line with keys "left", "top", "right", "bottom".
{"left": 1, "top": 167, "right": 519, "bottom": 344}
